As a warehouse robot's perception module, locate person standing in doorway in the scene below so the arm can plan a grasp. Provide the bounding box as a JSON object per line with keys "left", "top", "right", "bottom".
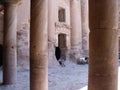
{"left": 55, "top": 46, "right": 65, "bottom": 67}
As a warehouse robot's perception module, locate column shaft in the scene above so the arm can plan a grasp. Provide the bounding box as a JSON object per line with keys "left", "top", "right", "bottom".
{"left": 70, "top": 0, "right": 82, "bottom": 50}
{"left": 48, "top": 0, "right": 56, "bottom": 42}
{"left": 3, "top": 3, "right": 18, "bottom": 84}
{"left": 81, "top": 0, "right": 89, "bottom": 51}
{"left": 88, "top": 0, "right": 118, "bottom": 90}
{"left": 30, "top": 0, "right": 48, "bottom": 90}
{"left": 48, "top": 0, "right": 58, "bottom": 66}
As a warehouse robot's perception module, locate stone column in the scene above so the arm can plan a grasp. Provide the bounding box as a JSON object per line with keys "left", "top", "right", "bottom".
{"left": 70, "top": 0, "right": 82, "bottom": 62}
{"left": 48, "top": 0, "right": 58, "bottom": 66}
{"left": 81, "top": 0, "right": 89, "bottom": 55}
{"left": 48, "top": 0, "right": 56, "bottom": 42}
{"left": 88, "top": 0, "right": 118, "bottom": 90}
{"left": 3, "top": 1, "right": 20, "bottom": 84}
{"left": 30, "top": 0, "right": 48, "bottom": 90}
{"left": 70, "top": 0, "right": 82, "bottom": 50}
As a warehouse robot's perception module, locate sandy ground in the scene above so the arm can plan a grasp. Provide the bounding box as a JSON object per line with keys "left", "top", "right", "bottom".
{"left": 0, "top": 61, "right": 119, "bottom": 90}
{"left": 48, "top": 61, "right": 88, "bottom": 90}
{"left": 0, "top": 61, "right": 88, "bottom": 90}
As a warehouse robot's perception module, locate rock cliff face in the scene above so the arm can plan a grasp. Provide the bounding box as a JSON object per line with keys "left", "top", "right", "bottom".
{"left": 17, "top": 23, "right": 30, "bottom": 70}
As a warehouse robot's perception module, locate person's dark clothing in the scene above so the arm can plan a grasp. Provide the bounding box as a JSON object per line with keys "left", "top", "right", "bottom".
{"left": 55, "top": 47, "right": 61, "bottom": 61}
{"left": 55, "top": 46, "right": 65, "bottom": 67}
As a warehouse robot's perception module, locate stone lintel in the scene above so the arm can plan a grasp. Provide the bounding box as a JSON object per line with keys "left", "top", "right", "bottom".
{"left": 55, "top": 22, "right": 71, "bottom": 29}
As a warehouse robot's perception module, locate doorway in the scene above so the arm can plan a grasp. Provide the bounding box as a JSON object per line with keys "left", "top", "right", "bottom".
{"left": 58, "top": 34, "right": 67, "bottom": 60}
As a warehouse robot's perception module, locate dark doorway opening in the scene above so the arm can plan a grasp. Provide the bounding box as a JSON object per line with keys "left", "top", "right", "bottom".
{"left": 58, "top": 34, "right": 67, "bottom": 60}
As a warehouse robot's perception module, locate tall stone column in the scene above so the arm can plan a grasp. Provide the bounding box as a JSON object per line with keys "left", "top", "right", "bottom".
{"left": 88, "top": 0, "right": 118, "bottom": 90}
{"left": 3, "top": 1, "right": 20, "bottom": 84}
{"left": 30, "top": 0, "right": 48, "bottom": 90}
{"left": 48, "top": 0, "right": 58, "bottom": 66}
{"left": 81, "top": 0, "right": 89, "bottom": 55}
{"left": 48, "top": 0, "right": 56, "bottom": 42}
{"left": 70, "top": 0, "right": 82, "bottom": 50}
{"left": 70, "top": 0, "right": 82, "bottom": 62}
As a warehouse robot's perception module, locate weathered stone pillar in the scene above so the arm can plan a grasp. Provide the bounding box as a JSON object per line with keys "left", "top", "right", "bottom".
{"left": 88, "top": 0, "right": 118, "bottom": 90}
{"left": 3, "top": 1, "right": 20, "bottom": 84}
{"left": 70, "top": 0, "right": 82, "bottom": 50}
{"left": 48, "top": 0, "right": 58, "bottom": 66}
{"left": 48, "top": 0, "right": 56, "bottom": 42}
{"left": 30, "top": 0, "right": 48, "bottom": 90}
{"left": 70, "top": 0, "right": 82, "bottom": 62}
{"left": 81, "top": 0, "right": 89, "bottom": 55}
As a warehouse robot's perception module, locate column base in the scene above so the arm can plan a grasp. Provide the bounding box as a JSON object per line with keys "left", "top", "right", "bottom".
{"left": 69, "top": 49, "right": 82, "bottom": 63}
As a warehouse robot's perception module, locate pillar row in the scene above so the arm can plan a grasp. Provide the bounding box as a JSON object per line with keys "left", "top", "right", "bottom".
{"left": 30, "top": 0, "right": 48, "bottom": 90}
{"left": 3, "top": 1, "right": 20, "bottom": 84}
{"left": 88, "top": 0, "right": 118, "bottom": 90}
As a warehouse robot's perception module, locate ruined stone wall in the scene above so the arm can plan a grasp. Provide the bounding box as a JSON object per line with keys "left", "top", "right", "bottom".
{"left": 17, "top": 24, "right": 29, "bottom": 70}
{"left": 17, "top": 0, "right": 30, "bottom": 70}
{"left": 17, "top": 0, "right": 30, "bottom": 30}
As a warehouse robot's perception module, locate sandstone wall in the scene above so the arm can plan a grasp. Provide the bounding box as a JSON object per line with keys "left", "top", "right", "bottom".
{"left": 17, "top": 24, "right": 29, "bottom": 70}
{"left": 48, "top": 0, "right": 71, "bottom": 66}
{"left": 48, "top": 0, "right": 71, "bottom": 48}
{"left": 17, "top": 0, "right": 30, "bottom": 30}
{"left": 17, "top": 0, "right": 30, "bottom": 70}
